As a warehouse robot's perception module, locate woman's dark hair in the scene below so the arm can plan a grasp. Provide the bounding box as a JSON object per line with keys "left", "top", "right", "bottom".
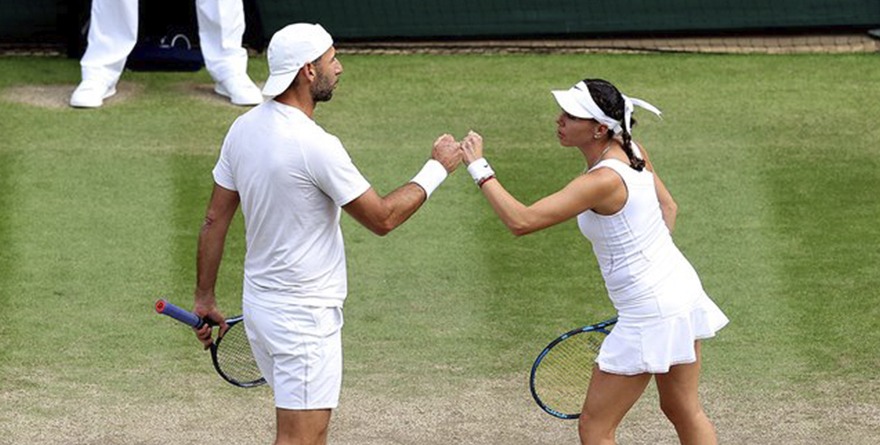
{"left": 585, "top": 78, "right": 645, "bottom": 171}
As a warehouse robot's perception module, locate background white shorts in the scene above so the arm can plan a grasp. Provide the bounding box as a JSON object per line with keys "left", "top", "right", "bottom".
{"left": 243, "top": 301, "right": 344, "bottom": 410}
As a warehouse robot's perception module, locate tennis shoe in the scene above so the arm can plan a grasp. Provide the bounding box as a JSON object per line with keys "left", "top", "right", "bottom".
{"left": 214, "top": 75, "right": 263, "bottom": 106}
{"left": 69, "top": 78, "right": 117, "bottom": 108}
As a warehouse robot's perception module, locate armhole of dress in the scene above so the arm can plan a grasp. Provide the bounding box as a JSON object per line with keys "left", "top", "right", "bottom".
{"left": 591, "top": 161, "right": 629, "bottom": 217}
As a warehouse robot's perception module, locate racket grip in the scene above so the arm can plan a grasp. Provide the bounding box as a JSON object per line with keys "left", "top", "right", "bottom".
{"left": 155, "top": 299, "right": 205, "bottom": 328}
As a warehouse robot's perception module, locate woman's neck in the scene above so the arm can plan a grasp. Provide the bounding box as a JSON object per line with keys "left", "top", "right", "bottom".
{"left": 584, "top": 140, "right": 616, "bottom": 169}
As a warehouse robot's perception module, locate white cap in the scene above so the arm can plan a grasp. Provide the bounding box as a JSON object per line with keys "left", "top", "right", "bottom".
{"left": 262, "top": 23, "right": 334, "bottom": 97}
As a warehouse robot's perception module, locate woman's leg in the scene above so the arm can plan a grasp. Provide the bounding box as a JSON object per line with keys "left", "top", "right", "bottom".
{"left": 654, "top": 341, "right": 718, "bottom": 445}
{"left": 579, "top": 366, "right": 652, "bottom": 445}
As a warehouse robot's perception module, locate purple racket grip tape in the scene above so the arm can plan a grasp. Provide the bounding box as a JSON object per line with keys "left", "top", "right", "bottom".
{"left": 155, "top": 299, "right": 205, "bottom": 328}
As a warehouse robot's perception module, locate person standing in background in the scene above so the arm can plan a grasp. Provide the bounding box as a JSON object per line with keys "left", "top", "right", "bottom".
{"left": 71, "top": 0, "right": 262, "bottom": 108}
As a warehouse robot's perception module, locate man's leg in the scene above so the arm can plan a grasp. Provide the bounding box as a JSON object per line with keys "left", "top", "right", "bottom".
{"left": 275, "top": 408, "right": 332, "bottom": 445}
{"left": 246, "top": 305, "right": 344, "bottom": 445}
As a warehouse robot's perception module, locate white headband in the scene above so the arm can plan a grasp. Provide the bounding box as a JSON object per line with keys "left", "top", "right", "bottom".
{"left": 566, "top": 81, "right": 662, "bottom": 135}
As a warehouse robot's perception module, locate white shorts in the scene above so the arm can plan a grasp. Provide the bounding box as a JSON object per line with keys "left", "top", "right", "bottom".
{"left": 243, "top": 301, "right": 344, "bottom": 410}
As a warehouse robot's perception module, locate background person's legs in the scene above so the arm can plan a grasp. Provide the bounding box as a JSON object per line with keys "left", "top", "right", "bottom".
{"left": 195, "top": 0, "right": 262, "bottom": 105}
{"left": 71, "top": 0, "right": 138, "bottom": 107}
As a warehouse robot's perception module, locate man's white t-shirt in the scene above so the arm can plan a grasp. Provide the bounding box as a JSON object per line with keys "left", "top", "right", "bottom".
{"left": 212, "top": 100, "right": 371, "bottom": 307}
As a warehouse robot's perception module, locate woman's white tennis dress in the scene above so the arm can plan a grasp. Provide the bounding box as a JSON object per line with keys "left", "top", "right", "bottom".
{"left": 578, "top": 159, "right": 729, "bottom": 375}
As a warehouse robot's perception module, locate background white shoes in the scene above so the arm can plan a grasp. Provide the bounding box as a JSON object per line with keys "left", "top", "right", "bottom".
{"left": 214, "top": 74, "right": 263, "bottom": 106}
{"left": 69, "top": 79, "right": 117, "bottom": 108}
{"left": 70, "top": 74, "right": 263, "bottom": 108}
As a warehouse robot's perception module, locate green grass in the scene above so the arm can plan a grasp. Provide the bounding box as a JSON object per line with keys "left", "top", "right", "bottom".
{"left": 0, "top": 52, "right": 879, "bottom": 437}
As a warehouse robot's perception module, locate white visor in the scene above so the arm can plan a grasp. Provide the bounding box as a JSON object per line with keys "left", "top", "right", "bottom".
{"left": 551, "top": 81, "right": 661, "bottom": 135}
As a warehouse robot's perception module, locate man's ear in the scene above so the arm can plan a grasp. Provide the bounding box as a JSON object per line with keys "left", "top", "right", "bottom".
{"left": 302, "top": 63, "right": 317, "bottom": 81}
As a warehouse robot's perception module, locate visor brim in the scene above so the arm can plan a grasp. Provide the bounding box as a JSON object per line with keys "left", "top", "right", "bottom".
{"left": 551, "top": 90, "right": 596, "bottom": 119}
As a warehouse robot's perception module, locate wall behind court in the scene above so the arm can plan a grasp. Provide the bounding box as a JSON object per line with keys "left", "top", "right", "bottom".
{"left": 256, "top": 0, "right": 880, "bottom": 39}
{"left": 1, "top": 1, "right": 878, "bottom": 51}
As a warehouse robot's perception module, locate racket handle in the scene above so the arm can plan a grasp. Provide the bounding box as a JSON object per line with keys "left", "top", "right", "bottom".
{"left": 155, "top": 299, "right": 205, "bottom": 328}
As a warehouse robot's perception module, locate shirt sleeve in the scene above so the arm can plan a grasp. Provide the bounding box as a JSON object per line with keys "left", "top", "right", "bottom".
{"left": 212, "top": 128, "right": 237, "bottom": 191}
{"left": 307, "top": 135, "right": 371, "bottom": 206}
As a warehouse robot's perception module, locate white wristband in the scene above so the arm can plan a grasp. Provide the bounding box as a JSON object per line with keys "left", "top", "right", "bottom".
{"left": 467, "top": 158, "right": 495, "bottom": 184}
{"left": 410, "top": 159, "right": 448, "bottom": 199}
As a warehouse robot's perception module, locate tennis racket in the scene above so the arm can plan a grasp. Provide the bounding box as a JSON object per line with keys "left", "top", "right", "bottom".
{"left": 154, "top": 299, "right": 266, "bottom": 388}
{"left": 529, "top": 316, "right": 617, "bottom": 419}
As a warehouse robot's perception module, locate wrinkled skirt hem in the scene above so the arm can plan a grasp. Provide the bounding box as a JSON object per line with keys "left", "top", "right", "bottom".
{"left": 595, "top": 297, "right": 728, "bottom": 375}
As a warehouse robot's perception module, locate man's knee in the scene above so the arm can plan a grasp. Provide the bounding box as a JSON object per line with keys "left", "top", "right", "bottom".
{"left": 275, "top": 408, "right": 331, "bottom": 445}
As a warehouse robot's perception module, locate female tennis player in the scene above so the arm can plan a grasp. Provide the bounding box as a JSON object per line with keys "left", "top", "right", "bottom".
{"left": 460, "top": 78, "right": 729, "bottom": 445}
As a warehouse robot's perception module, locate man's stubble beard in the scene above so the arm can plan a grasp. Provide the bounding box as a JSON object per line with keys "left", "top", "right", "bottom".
{"left": 311, "top": 70, "right": 335, "bottom": 102}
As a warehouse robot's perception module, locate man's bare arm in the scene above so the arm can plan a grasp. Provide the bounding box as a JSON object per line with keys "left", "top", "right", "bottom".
{"left": 343, "top": 134, "right": 460, "bottom": 236}
{"left": 192, "top": 183, "right": 239, "bottom": 347}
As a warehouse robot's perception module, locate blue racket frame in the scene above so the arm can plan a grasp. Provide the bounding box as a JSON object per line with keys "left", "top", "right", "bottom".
{"left": 529, "top": 316, "right": 618, "bottom": 419}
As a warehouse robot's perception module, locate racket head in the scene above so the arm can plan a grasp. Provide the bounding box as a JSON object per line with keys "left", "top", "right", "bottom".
{"left": 529, "top": 317, "right": 617, "bottom": 419}
{"left": 210, "top": 316, "right": 267, "bottom": 388}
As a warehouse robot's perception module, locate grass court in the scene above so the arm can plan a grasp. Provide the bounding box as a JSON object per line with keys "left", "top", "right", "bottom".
{"left": 0, "top": 52, "right": 878, "bottom": 444}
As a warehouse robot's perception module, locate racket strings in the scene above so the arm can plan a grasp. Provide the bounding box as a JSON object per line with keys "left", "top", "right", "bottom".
{"left": 214, "top": 323, "right": 263, "bottom": 385}
{"left": 534, "top": 332, "right": 605, "bottom": 416}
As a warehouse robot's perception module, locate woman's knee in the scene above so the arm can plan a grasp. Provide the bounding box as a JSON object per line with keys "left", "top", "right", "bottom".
{"left": 659, "top": 399, "right": 706, "bottom": 427}
{"left": 578, "top": 412, "right": 616, "bottom": 444}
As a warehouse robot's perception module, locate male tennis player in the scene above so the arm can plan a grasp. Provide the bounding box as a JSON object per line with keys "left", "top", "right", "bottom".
{"left": 191, "top": 23, "right": 459, "bottom": 445}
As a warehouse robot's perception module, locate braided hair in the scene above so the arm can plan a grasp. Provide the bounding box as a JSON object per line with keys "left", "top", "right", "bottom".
{"left": 585, "top": 79, "right": 645, "bottom": 171}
